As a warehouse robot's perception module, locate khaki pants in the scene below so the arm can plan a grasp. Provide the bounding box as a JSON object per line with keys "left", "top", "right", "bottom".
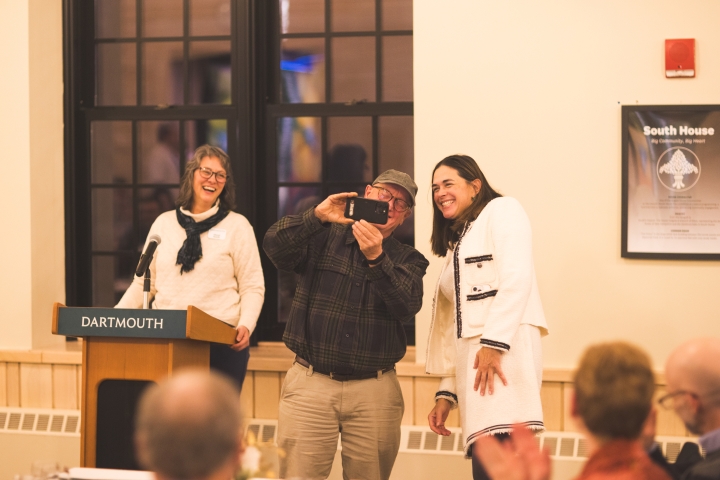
{"left": 278, "top": 362, "right": 404, "bottom": 480}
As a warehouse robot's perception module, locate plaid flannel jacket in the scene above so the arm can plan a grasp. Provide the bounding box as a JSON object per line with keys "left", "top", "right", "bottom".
{"left": 263, "top": 207, "right": 429, "bottom": 374}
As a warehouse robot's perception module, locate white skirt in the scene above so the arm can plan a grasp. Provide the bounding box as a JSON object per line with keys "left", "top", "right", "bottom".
{"left": 456, "top": 324, "right": 544, "bottom": 454}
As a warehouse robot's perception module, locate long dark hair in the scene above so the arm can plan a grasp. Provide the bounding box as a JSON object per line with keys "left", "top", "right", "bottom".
{"left": 430, "top": 154, "right": 502, "bottom": 256}
{"left": 176, "top": 145, "right": 236, "bottom": 211}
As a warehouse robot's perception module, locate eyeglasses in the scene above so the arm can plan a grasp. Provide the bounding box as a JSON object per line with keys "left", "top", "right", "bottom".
{"left": 196, "top": 166, "right": 227, "bottom": 183}
{"left": 371, "top": 185, "right": 411, "bottom": 212}
{"left": 657, "top": 390, "right": 698, "bottom": 410}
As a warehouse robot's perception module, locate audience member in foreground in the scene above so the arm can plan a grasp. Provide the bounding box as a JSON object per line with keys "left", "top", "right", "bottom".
{"left": 134, "top": 370, "right": 243, "bottom": 480}
{"left": 474, "top": 342, "right": 671, "bottom": 480}
{"left": 661, "top": 337, "right": 720, "bottom": 479}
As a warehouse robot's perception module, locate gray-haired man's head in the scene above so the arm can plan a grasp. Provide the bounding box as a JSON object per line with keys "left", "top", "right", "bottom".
{"left": 134, "top": 370, "right": 243, "bottom": 480}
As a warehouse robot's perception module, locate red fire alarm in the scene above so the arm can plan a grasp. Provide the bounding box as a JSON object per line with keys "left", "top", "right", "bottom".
{"left": 665, "top": 39, "right": 695, "bottom": 78}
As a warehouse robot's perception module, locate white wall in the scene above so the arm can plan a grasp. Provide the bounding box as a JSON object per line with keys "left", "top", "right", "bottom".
{"left": 413, "top": 0, "right": 720, "bottom": 369}
{"left": 0, "top": 0, "right": 65, "bottom": 349}
{"left": 3, "top": 0, "right": 720, "bottom": 364}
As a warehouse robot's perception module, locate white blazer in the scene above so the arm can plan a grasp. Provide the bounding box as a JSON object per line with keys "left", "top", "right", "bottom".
{"left": 426, "top": 197, "right": 548, "bottom": 377}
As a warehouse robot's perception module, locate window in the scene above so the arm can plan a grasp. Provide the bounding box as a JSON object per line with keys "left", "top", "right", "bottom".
{"left": 255, "top": 0, "right": 415, "bottom": 342}
{"left": 65, "top": 0, "right": 413, "bottom": 343}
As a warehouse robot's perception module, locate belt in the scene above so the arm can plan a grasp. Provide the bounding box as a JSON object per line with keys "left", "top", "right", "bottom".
{"left": 294, "top": 356, "right": 395, "bottom": 381}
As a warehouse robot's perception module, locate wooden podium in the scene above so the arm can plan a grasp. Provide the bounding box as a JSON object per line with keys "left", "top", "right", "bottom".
{"left": 52, "top": 302, "right": 236, "bottom": 469}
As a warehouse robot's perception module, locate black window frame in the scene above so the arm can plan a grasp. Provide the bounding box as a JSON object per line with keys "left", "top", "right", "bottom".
{"left": 63, "top": 0, "right": 414, "bottom": 344}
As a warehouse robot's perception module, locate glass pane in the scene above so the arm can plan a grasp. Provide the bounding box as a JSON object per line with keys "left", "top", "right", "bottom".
{"left": 138, "top": 188, "right": 178, "bottom": 234}
{"left": 327, "top": 183, "right": 366, "bottom": 197}
{"left": 142, "top": 41, "right": 184, "bottom": 105}
{"left": 277, "top": 117, "right": 322, "bottom": 182}
{"left": 92, "top": 121, "right": 133, "bottom": 184}
{"left": 278, "top": 186, "right": 321, "bottom": 218}
{"left": 185, "top": 119, "right": 228, "bottom": 155}
{"left": 190, "top": 0, "right": 231, "bottom": 36}
{"left": 96, "top": 43, "right": 137, "bottom": 106}
{"left": 93, "top": 255, "right": 118, "bottom": 306}
{"left": 327, "top": 117, "right": 372, "bottom": 183}
{"left": 331, "top": 37, "right": 375, "bottom": 102}
{"left": 96, "top": 0, "right": 136, "bottom": 38}
{"left": 331, "top": 0, "right": 375, "bottom": 32}
{"left": 188, "top": 41, "right": 232, "bottom": 104}
{"left": 378, "top": 116, "right": 413, "bottom": 177}
{"left": 92, "top": 188, "right": 133, "bottom": 251}
{"left": 137, "top": 121, "right": 181, "bottom": 184}
{"left": 382, "top": 35, "right": 412, "bottom": 101}
{"left": 280, "top": 0, "right": 324, "bottom": 34}
{"left": 281, "top": 38, "right": 326, "bottom": 103}
{"left": 382, "top": 0, "right": 412, "bottom": 31}
{"left": 142, "top": 0, "right": 183, "bottom": 37}
{"left": 93, "top": 254, "right": 138, "bottom": 306}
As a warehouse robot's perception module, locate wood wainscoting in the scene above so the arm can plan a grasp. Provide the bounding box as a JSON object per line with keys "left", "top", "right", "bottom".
{"left": 0, "top": 341, "right": 691, "bottom": 437}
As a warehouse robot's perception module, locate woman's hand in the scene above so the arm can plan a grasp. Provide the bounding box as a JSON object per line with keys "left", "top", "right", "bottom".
{"left": 314, "top": 192, "right": 357, "bottom": 224}
{"left": 232, "top": 326, "right": 250, "bottom": 351}
{"left": 474, "top": 347, "right": 507, "bottom": 395}
{"left": 428, "top": 399, "right": 453, "bottom": 436}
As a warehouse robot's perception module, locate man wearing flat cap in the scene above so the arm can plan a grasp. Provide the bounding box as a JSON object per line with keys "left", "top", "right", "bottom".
{"left": 264, "top": 169, "right": 429, "bottom": 480}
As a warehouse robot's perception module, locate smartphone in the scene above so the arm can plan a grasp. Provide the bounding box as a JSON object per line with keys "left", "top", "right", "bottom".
{"left": 344, "top": 198, "right": 389, "bottom": 224}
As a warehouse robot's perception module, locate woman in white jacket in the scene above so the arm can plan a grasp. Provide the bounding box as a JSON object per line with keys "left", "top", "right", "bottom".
{"left": 425, "top": 155, "right": 548, "bottom": 480}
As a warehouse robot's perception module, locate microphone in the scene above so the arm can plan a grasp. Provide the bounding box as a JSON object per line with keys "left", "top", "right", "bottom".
{"left": 135, "top": 234, "right": 161, "bottom": 277}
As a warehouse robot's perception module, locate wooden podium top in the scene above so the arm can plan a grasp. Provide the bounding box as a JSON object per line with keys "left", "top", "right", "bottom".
{"left": 52, "top": 303, "right": 236, "bottom": 345}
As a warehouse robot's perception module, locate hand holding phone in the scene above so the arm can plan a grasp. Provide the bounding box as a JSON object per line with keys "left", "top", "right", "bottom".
{"left": 344, "top": 198, "right": 389, "bottom": 225}
{"left": 314, "top": 192, "right": 357, "bottom": 224}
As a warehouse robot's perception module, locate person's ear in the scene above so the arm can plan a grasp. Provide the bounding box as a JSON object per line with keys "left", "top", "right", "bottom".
{"left": 472, "top": 179, "right": 482, "bottom": 196}
{"left": 364, "top": 184, "right": 373, "bottom": 197}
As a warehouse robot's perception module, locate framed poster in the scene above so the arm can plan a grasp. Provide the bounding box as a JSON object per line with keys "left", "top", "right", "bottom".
{"left": 622, "top": 105, "right": 720, "bottom": 259}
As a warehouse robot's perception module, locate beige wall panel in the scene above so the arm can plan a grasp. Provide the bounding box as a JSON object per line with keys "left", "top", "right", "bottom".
{"left": 52, "top": 364, "right": 78, "bottom": 409}
{"left": 20, "top": 363, "right": 52, "bottom": 408}
{"left": 562, "top": 385, "right": 578, "bottom": 432}
{"left": 397, "top": 376, "right": 414, "bottom": 425}
{"left": 654, "top": 387, "right": 690, "bottom": 437}
{"left": 6, "top": 363, "right": 20, "bottom": 407}
{"left": 0, "top": 362, "right": 6, "bottom": 407}
{"left": 240, "top": 372, "right": 255, "bottom": 419}
{"left": 77, "top": 365, "right": 82, "bottom": 411}
{"left": 413, "top": 377, "right": 441, "bottom": 426}
{"left": 254, "top": 372, "right": 280, "bottom": 419}
{"left": 540, "top": 382, "right": 563, "bottom": 431}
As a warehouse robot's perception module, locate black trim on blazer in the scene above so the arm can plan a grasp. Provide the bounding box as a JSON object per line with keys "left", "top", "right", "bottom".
{"left": 480, "top": 338, "right": 510, "bottom": 351}
{"left": 465, "top": 255, "right": 493, "bottom": 263}
{"left": 467, "top": 290, "right": 498, "bottom": 301}
{"left": 435, "top": 390, "right": 459, "bottom": 403}
{"left": 466, "top": 421, "right": 545, "bottom": 447}
{"left": 453, "top": 222, "right": 472, "bottom": 339}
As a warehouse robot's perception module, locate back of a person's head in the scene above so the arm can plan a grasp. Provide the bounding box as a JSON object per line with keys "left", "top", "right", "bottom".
{"left": 135, "top": 370, "right": 242, "bottom": 480}
{"left": 573, "top": 341, "right": 655, "bottom": 440}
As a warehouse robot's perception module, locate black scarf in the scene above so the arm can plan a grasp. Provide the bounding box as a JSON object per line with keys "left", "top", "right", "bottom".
{"left": 175, "top": 206, "right": 230, "bottom": 274}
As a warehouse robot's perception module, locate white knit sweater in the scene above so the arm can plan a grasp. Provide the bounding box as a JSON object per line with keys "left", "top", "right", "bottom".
{"left": 116, "top": 205, "right": 265, "bottom": 333}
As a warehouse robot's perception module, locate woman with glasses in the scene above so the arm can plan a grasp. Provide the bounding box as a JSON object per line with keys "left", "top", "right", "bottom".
{"left": 117, "top": 144, "right": 265, "bottom": 390}
{"left": 424, "top": 154, "right": 549, "bottom": 480}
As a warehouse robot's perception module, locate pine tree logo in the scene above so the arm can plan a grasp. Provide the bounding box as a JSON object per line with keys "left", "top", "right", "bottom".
{"left": 656, "top": 147, "right": 701, "bottom": 191}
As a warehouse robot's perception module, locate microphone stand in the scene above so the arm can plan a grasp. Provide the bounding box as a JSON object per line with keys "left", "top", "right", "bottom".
{"left": 142, "top": 268, "right": 152, "bottom": 309}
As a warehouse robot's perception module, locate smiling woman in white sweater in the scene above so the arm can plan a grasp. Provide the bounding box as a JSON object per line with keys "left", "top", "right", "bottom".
{"left": 117, "top": 145, "right": 265, "bottom": 390}
{"left": 425, "top": 154, "right": 549, "bottom": 480}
